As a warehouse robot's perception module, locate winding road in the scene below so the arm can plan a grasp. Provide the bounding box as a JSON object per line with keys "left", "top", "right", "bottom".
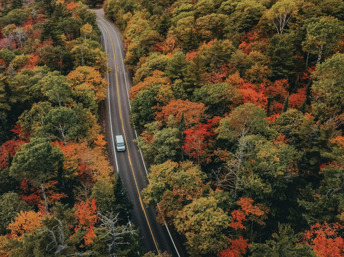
{"left": 95, "top": 9, "right": 181, "bottom": 257}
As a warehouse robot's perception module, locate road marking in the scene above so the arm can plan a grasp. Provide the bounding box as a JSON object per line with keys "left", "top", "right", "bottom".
{"left": 98, "top": 24, "right": 120, "bottom": 173}
{"left": 99, "top": 17, "right": 131, "bottom": 103}
{"left": 99, "top": 16, "right": 181, "bottom": 257}
{"left": 98, "top": 19, "right": 160, "bottom": 253}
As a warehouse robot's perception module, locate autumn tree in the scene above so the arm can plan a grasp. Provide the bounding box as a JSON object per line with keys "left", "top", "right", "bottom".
{"left": 130, "top": 70, "right": 170, "bottom": 100}
{"left": 142, "top": 161, "right": 206, "bottom": 222}
{"left": 74, "top": 199, "right": 98, "bottom": 245}
{"left": 71, "top": 39, "right": 108, "bottom": 75}
{"left": 303, "top": 222, "right": 344, "bottom": 257}
{"left": 250, "top": 224, "right": 316, "bottom": 256}
{"left": 10, "top": 138, "right": 64, "bottom": 212}
{"left": 137, "top": 124, "right": 182, "bottom": 164}
{"left": 155, "top": 99, "right": 207, "bottom": 128}
{"left": 174, "top": 194, "right": 231, "bottom": 257}
{"left": 67, "top": 66, "right": 108, "bottom": 102}
{"left": 0, "top": 192, "right": 30, "bottom": 235}
{"left": 182, "top": 121, "right": 215, "bottom": 164}
{"left": 8, "top": 210, "right": 43, "bottom": 240}
{"left": 264, "top": 0, "right": 298, "bottom": 35}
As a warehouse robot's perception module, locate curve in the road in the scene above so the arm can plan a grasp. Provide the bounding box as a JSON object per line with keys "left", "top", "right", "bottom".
{"left": 95, "top": 10, "right": 181, "bottom": 257}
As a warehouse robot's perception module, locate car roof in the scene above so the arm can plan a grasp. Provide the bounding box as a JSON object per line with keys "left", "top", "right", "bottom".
{"left": 116, "top": 135, "right": 124, "bottom": 141}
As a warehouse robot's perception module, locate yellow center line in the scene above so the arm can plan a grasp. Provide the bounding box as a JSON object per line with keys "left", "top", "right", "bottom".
{"left": 98, "top": 20, "right": 160, "bottom": 253}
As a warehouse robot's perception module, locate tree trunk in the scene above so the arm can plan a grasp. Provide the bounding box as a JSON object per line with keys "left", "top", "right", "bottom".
{"left": 40, "top": 183, "right": 49, "bottom": 213}
{"left": 316, "top": 45, "right": 323, "bottom": 65}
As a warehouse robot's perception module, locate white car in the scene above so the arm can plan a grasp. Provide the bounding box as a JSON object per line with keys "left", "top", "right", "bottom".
{"left": 115, "top": 135, "right": 126, "bottom": 152}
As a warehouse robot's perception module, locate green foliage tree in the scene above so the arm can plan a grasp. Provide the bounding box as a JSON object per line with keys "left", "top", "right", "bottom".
{"left": 38, "top": 106, "right": 79, "bottom": 144}
{"left": 39, "top": 72, "right": 73, "bottom": 106}
{"left": 130, "top": 85, "right": 159, "bottom": 131}
{"left": 18, "top": 101, "right": 52, "bottom": 138}
{"left": 227, "top": 0, "right": 266, "bottom": 40}
{"left": 71, "top": 39, "right": 108, "bottom": 75}
{"left": 0, "top": 192, "right": 30, "bottom": 235}
{"left": 311, "top": 53, "right": 344, "bottom": 121}
{"left": 165, "top": 52, "right": 188, "bottom": 82}
{"left": 113, "top": 175, "right": 133, "bottom": 224}
{"left": 174, "top": 195, "right": 230, "bottom": 257}
{"left": 195, "top": 13, "right": 228, "bottom": 41}
{"left": 168, "top": 15, "right": 199, "bottom": 51}
{"left": 193, "top": 82, "right": 241, "bottom": 116}
{"left": 9, "top": 138, "right": 64, "bottom": 212}
{"left": 137, "top": 125, "right": 182, "bottom": 164}
{"left": 91, "top": 178, "right": 116, "bottom": 214}
{"left": 249, "top": 224, "right": 316, "bottom": 256}
{"left": 267, "top": 34, "right": 296, "bottom": 80}
{"left": 142, "top": 161, "right": 206, "bottom": 221}
{"left": 302, "top": 16, "right": 344, "bottom": 64}
{"left": 264, "top": 0, "right": 298, "bottom": 35}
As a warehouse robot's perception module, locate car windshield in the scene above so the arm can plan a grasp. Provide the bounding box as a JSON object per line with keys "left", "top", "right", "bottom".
{"left": 117, "top": 142, "right": 125, "bottom": 147}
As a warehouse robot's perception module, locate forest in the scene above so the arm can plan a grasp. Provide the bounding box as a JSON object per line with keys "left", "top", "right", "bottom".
{"left": 103, "top": 0, "right": 344, "bottom": 256}
{"left": 0, "top": 0, "right": 152, "bottom": 256}
{"left": 1, "top": 0, "right": 344, "bottom": 256}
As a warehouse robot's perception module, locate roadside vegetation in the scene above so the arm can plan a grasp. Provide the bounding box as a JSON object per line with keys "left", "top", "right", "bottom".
{"left": 0, "top": 0, "right": 146, "bottom": 256}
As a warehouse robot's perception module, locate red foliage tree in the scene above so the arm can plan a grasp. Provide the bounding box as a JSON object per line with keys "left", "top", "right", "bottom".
{"left": 239, "top": 30, "right": 259, "bottom": 54}
{"left": 218, "top": 237, "right": 250, "bottom": 257}
{"left": 205, "top": 65, "right": 229, "bottom": 84}
{"left": 0, "top": 139, "right": 25, "bottom": 169}
{"left": 19, "top": 180, "right": 42, "bottom": 207}
{"left": 289, "top": 87, "right": 306, "bottom": 109}
{"left": 182, "top": 120, "right": 214, "bottom": 164}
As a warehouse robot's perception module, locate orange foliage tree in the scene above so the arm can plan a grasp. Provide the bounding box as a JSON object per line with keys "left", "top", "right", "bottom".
{"left": 129, "top": 70, "right": 170, "bottom": 100}
{"left": 67, "top": 66, "right": 108, "bottom": 102}
{"left": 289, "top": 87, "right": 306, "bottom": 109}
{"left": 74, "top": 199, "right": 98, "bottom": 245}
{"left": 220, "top": 197, "right": 267, "bottom": 257}
{"left": 237, "top": 83, "right": 267, "bottom": 109}
{"left": 8, "top": 211, "right": 44, "bottom": 240}
{"left": 218, "top": 236, "right": 250, "bottom": 257}
{"left": 303, "top": 222, "right": 344, "bottom": 257}
{"left": 58, "top": 142, "right": 113, "bottom": 182}
{"left": 156, "top": 99, "right": 207, "bottom": 128}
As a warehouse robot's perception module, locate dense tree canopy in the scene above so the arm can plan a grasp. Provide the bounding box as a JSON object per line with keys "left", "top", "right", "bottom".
{"left": 0, "top": 1, "right": 143, "bottom": 256}
{"left": 104, "top": 0, "right": 344, "bottom": 255}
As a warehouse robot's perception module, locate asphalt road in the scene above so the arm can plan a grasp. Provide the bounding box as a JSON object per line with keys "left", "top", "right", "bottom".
{"left": 95, "top": 9, "right": 181, "bottom": 257}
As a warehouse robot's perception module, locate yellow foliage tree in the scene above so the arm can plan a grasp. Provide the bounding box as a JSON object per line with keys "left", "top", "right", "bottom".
{"left": 81, "top": 23, "right": 93, "bottom": 38}
{"left": 67, "top": 66, "right": 108, "bottom": 102}
{"left": 8, "top": 211, "right": 44, "bottom": 240}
